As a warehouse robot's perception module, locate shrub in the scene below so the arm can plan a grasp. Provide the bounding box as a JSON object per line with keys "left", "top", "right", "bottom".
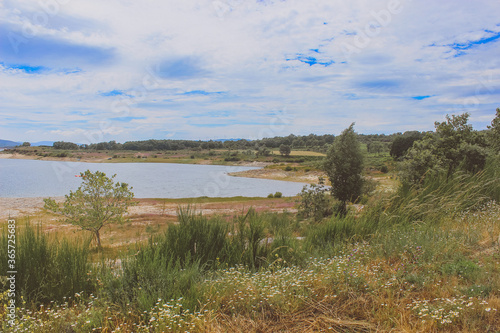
{"left": 274, "top": 191, "right": 282, "bottom": 198}
{"left": 297, "top": 184, "right": 334, "bottom": 221}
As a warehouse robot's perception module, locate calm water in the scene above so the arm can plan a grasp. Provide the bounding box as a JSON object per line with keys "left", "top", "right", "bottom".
{"left": 0, "top": 159, "right": 306, "bottom": 198}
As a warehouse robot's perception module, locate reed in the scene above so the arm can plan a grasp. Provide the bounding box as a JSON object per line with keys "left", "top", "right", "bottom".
{"left": 0, "top": 219, "right": 93, "bottom": 306}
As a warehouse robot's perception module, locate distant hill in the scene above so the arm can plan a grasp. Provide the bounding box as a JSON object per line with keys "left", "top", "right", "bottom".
{"left": 32, "top": 141, "right": 55, "bottom": 146}
{"left": 0, "top": 140, "right": 56, "bottom": 148}
{"left": 214, "top": 138, "right": 243, "bottom": 142}
{"left": 0, "top": 140, "right": 20, "bottom": 148}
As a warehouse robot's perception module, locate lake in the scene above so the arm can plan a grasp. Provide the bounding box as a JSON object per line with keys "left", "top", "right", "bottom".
{"left": 0, "top": 159, "right": 307, "bottom": 198}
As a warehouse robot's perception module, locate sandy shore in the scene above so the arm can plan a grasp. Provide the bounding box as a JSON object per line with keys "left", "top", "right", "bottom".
{"left": 0, "top": 152, "right": 110, "bottom": 163}
{"left": 0, "top": 197, "right": 64, "bottom": 220}
{"left": 0, "top": 196, "right": 297, "bottom": 222}
{"left": 229, "top": 168, "right": 325, "bottom": 184}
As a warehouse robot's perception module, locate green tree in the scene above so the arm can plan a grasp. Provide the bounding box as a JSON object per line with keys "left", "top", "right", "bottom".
{"left": 390, "top": 131, "right": 422, "bottom": 159}
{"left": 297, "top": 184, "right": 333, "bottom": 221}
{"left": 44, "top": 170, "right": 135, "bottom": 248}
{"left": 487, "top": 107, "right": 500, "bottom": 152}
{"left": 434, "top": 113, "right": 475, "bottom": 177}
{"left": 53, "top": 141, "right": 79, "bottom": 150}
{"left": 324, "top": 123, "right": 364, "bottom": 215}
{"left": 256, "top": 146, "right": 270, "bottom": 157}
{"left": 279, "top": 144, "right": 291, "bottom": 156}
{"left": 400, "top": 113, "right": 489, "bottom": 185}
{"left": 400, "top": 135, "right": 442, "bottom": 185}
{"left": 22, "top": 142, "right": 31, "bottom": 147}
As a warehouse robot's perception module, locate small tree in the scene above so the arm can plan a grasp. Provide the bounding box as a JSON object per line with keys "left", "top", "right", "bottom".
{"left": 279, "top": 144, "right": 291, "bottom": 157}
{"left": 297, "top": 184, "right": 333, "bottom": 221}
{"left": 22, "top": 142, "right": 31, "bottom": 147}
{"left": 44, "top": 170, "right": 135, "bottom": 248}
{"left": 324, "top": 123, "right": 364, "bottom": 215}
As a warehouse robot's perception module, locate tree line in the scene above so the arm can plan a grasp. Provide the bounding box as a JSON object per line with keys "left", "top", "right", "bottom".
{"left": 50, "top": 132, "right": 414, "bottom": 152}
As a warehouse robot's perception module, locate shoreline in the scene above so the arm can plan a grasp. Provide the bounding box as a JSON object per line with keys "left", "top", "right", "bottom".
{"left": 0, "top": 153, "right": 322, "bottom": 184}
{"left": 0, "top": 152, "right": 271, "bottom": 167}
{"left": 0, "top": 195, "right": 298, "bottom": 221}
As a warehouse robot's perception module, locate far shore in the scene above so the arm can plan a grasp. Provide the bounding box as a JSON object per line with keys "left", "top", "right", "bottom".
{"left": 0, "top": 152, "right": 324, "bottom": 184}
{"left": 0, "top": 151, "right": 270, "bottom": 166}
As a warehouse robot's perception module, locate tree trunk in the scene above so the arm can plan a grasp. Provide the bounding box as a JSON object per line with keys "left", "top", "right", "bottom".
{"left": 95, "top": 229, "right": 102, "bottom": 249}
{"left": 338, "top": 200, "right": 347, "bottom": 217}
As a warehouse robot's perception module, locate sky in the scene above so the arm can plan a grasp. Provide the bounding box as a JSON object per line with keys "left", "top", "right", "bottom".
{"left": 1, "top": 0, "right": 499, "bottom": 143}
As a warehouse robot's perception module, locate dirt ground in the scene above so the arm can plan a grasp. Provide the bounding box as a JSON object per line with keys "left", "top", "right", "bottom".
{"left": 0, "top": 197, "right": 297, "bottom": 221}
{"left": 0, "top": 196, "right": 298, "bottom": 248}
{"left": 0, "top": 197, "right": 62, "bottom": 220}
{"left": 229, "top": 168, "right": 325, "bottom": 184}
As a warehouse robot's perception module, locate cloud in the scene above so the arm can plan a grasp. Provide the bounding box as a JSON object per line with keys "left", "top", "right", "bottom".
{"left": 154, "top": 57, "right": 208, "bottom": 80}
{"left": 1, "top": 0, "right": 500, "bottom": 143}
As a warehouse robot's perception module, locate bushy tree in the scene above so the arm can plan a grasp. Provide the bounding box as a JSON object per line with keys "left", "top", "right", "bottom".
{"left": 400, "top": 113, "right": 489, "bottom": 185}
{"left": 390, "top": 131, "right": 422, "bottom": 159}
{"left": 256, "top": 146, "right": 271, "bottom": 157}
{"left": 400, "top": 135, "right": 442, "bottom": 185}
{"left": 297, "top": 184, "right": 333, "bottom": 221}
{"left": 53, "top": 141, "right": 80, "bottom": 150}
{"left": 279, "top": 144, "right": 291, "bottom": 156}
{"left": 324, "top": 123, "right": 364, "bottom": 215}
{"left": 434, "top": 113, "right": 476, "bottom": 177}
{"left": 44, "top": 170, "right": 135, "bottom": 248}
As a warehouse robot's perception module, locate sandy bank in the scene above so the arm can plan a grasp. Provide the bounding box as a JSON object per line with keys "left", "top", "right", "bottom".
{"left": 229, "top": 168, "right": 325, "bottom": 184}
{"left": 0, "top": 196, "right": 297, "bottom": 222}
{"left": 0, "top": 197, "right": 64, "bottom": 220}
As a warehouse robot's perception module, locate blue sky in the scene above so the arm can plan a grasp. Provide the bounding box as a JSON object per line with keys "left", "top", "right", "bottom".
{"left": 1, "top": 0, "right": 499, "bottom": 143}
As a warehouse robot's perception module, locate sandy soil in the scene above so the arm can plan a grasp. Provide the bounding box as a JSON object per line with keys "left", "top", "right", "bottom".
{"left": 0, "top": 197, "right": 64, "bottom": 220}
{"left": 0, "top": 197, "right": 297, "bottom": 222}
{"left": 229, "top": 168, "right": 325, "bottom": 184}
{"left": 0, "top": 152, "right": 110, "bottom": 163}
{"left": 129, "top": 198, "right": 297, "bottom": 217}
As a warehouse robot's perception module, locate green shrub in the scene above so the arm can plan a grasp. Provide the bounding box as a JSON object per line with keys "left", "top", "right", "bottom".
{"left": 274, "top": 191, "right": 282, "bottom": 198}
{"left": 297, "top": 184, "right": 334, "bottom": 221}
{"left": 0, "top": 221, "right": 93, "bottom": 306}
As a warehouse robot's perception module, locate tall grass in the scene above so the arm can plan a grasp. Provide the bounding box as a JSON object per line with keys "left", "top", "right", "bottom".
{"left": 0, "top": 220, "right": 93, "bottom": 306}
{"left": 305, "top": 157, "right": 500, "bottom": 252}
{"left": 109, "top": 208, "right": 303, "bottom": 312}
{"left": 387, "top": 156, "right": 500, "bottom": 225}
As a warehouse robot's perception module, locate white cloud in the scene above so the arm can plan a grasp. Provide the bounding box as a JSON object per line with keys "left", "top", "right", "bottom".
{"left": 1, "top": 0, "right": 499, "bottom": 142}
